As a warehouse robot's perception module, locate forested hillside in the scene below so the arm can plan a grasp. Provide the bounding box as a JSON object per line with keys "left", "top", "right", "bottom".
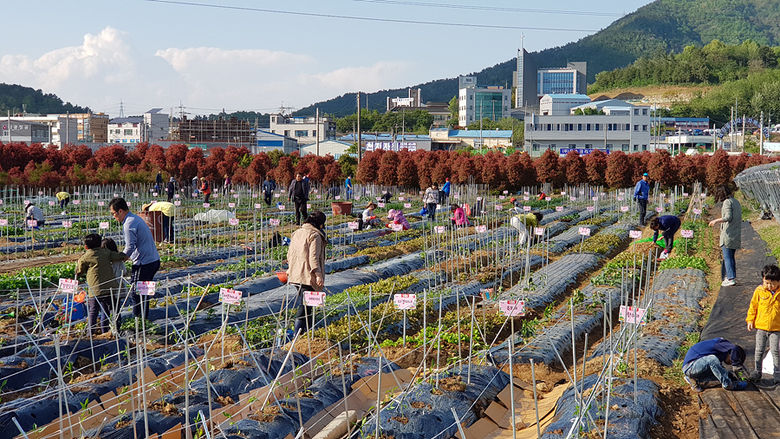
{"left": 297, "top": 0, "right": 780, "bottom": 117}
{"left": 0, "top": 83, "right": 90, "bottom": 114}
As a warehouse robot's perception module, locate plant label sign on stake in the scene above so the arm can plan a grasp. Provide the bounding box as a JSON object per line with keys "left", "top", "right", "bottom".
{"left": 0, "top": 199, "right": 3, "bottom": 205}
{"left": 334, "top": 195, "right": 341, "bottom": 200}
{"left": 48, "top": 201, "right": 55, "bottom": 206}
{"left": 434, "top": 225, "right": 446, "bottom": 234}
{"left": 219, "top": 288, "right": 242, "bottom": 305}
{"left": 499, "top": 195, "right": 505, "bottom": 200}
{"left": 523, "top": 196, "right": 529, "bottom": 201}
{"left": 480, "top": 288, "right": 494, "bottom": 300}
{"left": 534, "top": 227, "right": 545, "bottom": 236}
{"left": 228, "top": 202, "right": 235, "bottom": 208}
{"left": 73, "top": 199, "right": 81, "bottom": 205}
{"left": 523, "top": 206, "right": 531, "bottom": 212}
{"left": 693, "top": 208, "right": 702, "bottom": 215}
{"left": 229, "top": 218, "right": 239, "bottom": 226}
{"left": 570, "top": 196, "right": 576, "bottom": 201}
{"left": 133, "top": 193, "right": 138, "bottom": 197}
{"left": 378, "top": 202, "right": 385, "bottom": 208}
{"left": 174, "top": 194, "right": 180, "bottom": 199}
{"left": 347, "top": 221, "right": 359, "bottom": 230}
{"left": 503, "top": 190, "right": 509, "bottom": 195}
{"left": 399, "top": 196, "right": 405, "bottom": 201}
{"left": 99, "top": 222, "right": 109, "bottom": 230}
{"left": 137, "top": 281, "right": 156, "bottom": 296}
{"left": 274, "top": 193, "right": 281, "bottom": 198}
{"left": 97, "top": 201, "right": 105, "bottom": 207}
{"left": 278, "top": 204, "right": 285, "bottom": 211}
{"left": 203, "top": 203, "right": 210, "bottom": 208}
{"left": 629, "top": 230, "right": 642, "bottom": 239}
{"left": 621, "top": 206, "right": 629, "bottom": 212}
{"left": 617, "top": 196, "right": 624, "bottom": 201}
{"left": 391, "top": 223, "right": 404, "bottom": 232}
{"left": 233, "top": 194, "right": 239, "bottom": 199}
{"left": 404, "top": 203, "right": 411, "bottom": 208}
{"left": 545, "top": 196, "right": 551, "bottom": 201}
{"left": 254, "top": 203, "right": 262, "bottom": 209}
{"left": 655, "top": 206, "right": 663, "bottom": 213}
{"left": 0, "top": 219, "right": 7, "bottom": 226}
{"left": 494, "top": 204, "right": 503, "bottom": 211}
{"left": 394, "top": 294, "right": 417, "bottom": 310}
{"left": 578, "top": 227, "right": 591, "bottom": 236}
{"left": 499, "top": 300, "right": 526, "bottom": 317}
{"left": 62, "top": 220, "right": 72, "bottom": 228}
{"left": 586, "top": 206, "right": 595, "bottom": 212}
{"left": 453, "top": 194, "right": 459, "bottom": 199}
{"left": 681, "top": 229, "right": 694, "bottom": 238}
{"left": 475, "top": 225, "right": 487, "bottom": 233}
{"left": 27, "top": 220, "right": 37, "bottom": 228}
{"left": 174, "top": 200, "right": 181, "bottom": 206}
{"left": 303, "top": 291, "right": 326, "bottom": 307}
{"left": 270, "top": 218, "right": 281, "bottom": 227}
{"left": 556, "top": 206, "right": 564, "bottom": 212}
{"left": 619, "top": 305, "right": 647, "bottom": 325}
{"left": 59, "top": 278, "right": 78, "bottom": 294}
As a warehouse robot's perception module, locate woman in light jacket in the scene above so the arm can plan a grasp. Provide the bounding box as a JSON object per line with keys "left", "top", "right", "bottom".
{"left": 422, "top": 183, "right": 439, "bottom": 221}
{"left": 709, "top": 185, "right": 742, "bottom": 287}
{"left": 286, "top": 210, "right": 327, "bottom": 333}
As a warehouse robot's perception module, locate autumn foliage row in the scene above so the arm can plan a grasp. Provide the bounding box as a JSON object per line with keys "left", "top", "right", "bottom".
{"left": 0, "top": 142, "right": 773, "bottom": 190}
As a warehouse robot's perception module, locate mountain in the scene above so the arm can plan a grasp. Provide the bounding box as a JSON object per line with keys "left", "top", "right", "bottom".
{"left": 0, "top": 83, "right": 90, "bottom": 115}
{"left": 295, "top": 0, "right": 780, "bottom": 117}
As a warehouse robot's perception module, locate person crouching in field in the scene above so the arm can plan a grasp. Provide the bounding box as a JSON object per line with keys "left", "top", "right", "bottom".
{"left": 76, "top": 233, "right": 128, "bottom": 334}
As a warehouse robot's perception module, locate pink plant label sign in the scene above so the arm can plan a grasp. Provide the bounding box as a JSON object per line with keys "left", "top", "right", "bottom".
{"left": 303, "top": 291, "right": 326, "bottom": 307}
{"left": 681, "top": 229, "right": 694, "bottom": 238}
{"left": 137, "top": 281, "right": 156, "bottom": 296}
{"left": 394, "top": 293, "right": 417, "bottom": 310}
{"left": 499, "top": 300, "right": 526, "bottom": 317}
{"left": 578, "top": 227, "right": 591, "bottom": 236}
{"left": 619, "top": 305, "right": 647, "bottom": 325}
{"left": 219, "top": 288, "right": 242, "bottom": 305}
{"left": 629, "top": 230, "right": 642, "bottom": 239}
{"left": 59, "top": 278, "right": 78, "bottom": 294}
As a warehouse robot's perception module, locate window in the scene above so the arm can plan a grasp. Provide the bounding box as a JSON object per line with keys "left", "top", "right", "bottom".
{"left": 295, "top": 130, "right": 308, "bottom": 137}
{"left": 532, "top": 143, "right": 540, "bottom": 151}
{"left": 284, "top": 130, "right": 290, "bottom": 136}
{"left": 124, "top": 129, "right": 133, "bottom": 135}
{"left": 312, "top": 130, "right": 317, "bottom": 137}
{"left": 642, "top": 109, "right": 648, "bottom": 115}
{"left": 595, "top": 124, "right": 600, "bottom": 131}
{"left": 642, "top": 125, "right": 648, "bottom": 131}
{"left": 585, "top": 144, "right": 593, "bottom": 148}
{"left": 546, "top": 124, "right": 552, "bottom": 131}
{"left": 642, "top": 144, "right": 647, "bottom": 151}
{"left": 622, "top": 144, "right": 629, "bottom": 152}
{"left": 586, "top": 124, "right": 591, "bottom": 131}
{"left": 634, "top": 125, "right": 639, "bottom": 131}
{"left": 633, "top": 144, "right": 639, "bottom": 151}
{"left": 625, "top": 124, "right": 630, "bottom": 130}
{"left": 634, "top": 109, "right": 639, "bottom": 115}
{"left": 577, "top": 124, "right": 582, "bottom": 131}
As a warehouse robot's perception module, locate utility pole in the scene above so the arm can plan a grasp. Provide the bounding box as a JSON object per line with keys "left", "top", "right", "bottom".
{"left": 316, "top": 108, "right": 320, "bottom": 156}
{"left": 357, "top": 92, "right": 362, "bottom": 163}
{"left": 760, "top": 111, "right": 764, "bottom": 156}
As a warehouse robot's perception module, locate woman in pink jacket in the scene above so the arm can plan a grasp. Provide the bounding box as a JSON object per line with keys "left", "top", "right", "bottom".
{"left": 451, "top": 204, "right": 469, "bottom": 227}
{"left": 387, "top": 209, "right": 411, "bottom": 230}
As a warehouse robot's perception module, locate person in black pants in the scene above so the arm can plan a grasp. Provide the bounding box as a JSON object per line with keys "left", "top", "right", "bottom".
{"left": 262, "top": 176, "right": 276, "bottom": 207}
{"left": 634, "top": 173, "right": 650, "bottom": 226}
{"left": 650, "top": 215, "right": 681, "bottom": 260}
{"left": 287, "top": 172, "right": 310, "bottom": 225}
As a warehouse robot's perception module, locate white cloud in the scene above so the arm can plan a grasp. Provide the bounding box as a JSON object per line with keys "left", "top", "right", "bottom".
{"left": 0, "top": 27, "right": 416, "bottom": 115}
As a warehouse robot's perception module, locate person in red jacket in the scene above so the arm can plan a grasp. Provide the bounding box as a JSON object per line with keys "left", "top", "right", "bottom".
{"left": 200, "top": 177, "right": 212, "bottom": 204}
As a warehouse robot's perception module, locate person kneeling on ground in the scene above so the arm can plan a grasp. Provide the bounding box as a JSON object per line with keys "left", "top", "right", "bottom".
{"left": 510, "top": 212, "right": 543, "bottom": 246}
{"left": 682, "top": 337, "right": 748, "bottom": 392}
{"left": 386, "top": 209, "right": 410, "bottom": 231}
{"left": 650, "top": 215, "right": 681, "bottom": 261}
{"left": 450, "top": 204, "right": 469, "bottom": 227}
{"left": 362, "top": 202, "right": 382, "bottom": 229}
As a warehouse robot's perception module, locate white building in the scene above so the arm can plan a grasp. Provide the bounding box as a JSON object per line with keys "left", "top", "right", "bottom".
{"left": 255, "top": 129, "right": 298, "bottom": 154}
{"left": 108, "top": 116, "right": 142, "bottom": 145}
{"left": 458, "top": 76, "right": 511, "bottom": 127}
{"left": 1, "top": 120, "right": 50, "bottom": 144}
{"left": 6, "top": 115, "right": 78, "bottom": 147}
{"left": 269, "top": 114, "right": 336, "bottom": 145}
{"left": 525, "top": 99, "right": 651, "bottom": 157}
{"left": 539, "top": 94, "right": 592, "bottom": 116}
{"left": 143, "top": 108, "right": 169, "bottom": 142}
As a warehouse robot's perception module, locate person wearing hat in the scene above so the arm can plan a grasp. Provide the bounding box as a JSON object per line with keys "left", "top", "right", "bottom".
{"left": 142, "top": 200, "right": 176, "bottom": 243}
{"left": 362, "top": 202, "right": 381, "bottom": 228}
{"left": 56, "top": 191, "right": 70, "bottom": 210}
{"left": 25, "top": 202, "right": 45, "bottom": 228}
{"left": 386, "top": 209, "right": 410, "bottom": 230}
{"left": 682, "top": 337, "right": 748, "bottom": 391}
{"left": 633, "top": 172, "right": 650, "bottom": 226}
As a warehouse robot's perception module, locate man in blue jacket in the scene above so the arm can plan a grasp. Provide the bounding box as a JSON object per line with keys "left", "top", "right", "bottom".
{"left": 682, "top": 337, "right": 748, "bottom": 391}
{"left": 439, "top": 178, "right": 451, "bottom": 204}
{"left": 633, "top": 172, "right": 650, "bottom": 226}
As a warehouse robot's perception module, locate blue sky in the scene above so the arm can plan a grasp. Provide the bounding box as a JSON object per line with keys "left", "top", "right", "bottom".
{"left": 1, "top": 0, "right": 653, "bottom": 116}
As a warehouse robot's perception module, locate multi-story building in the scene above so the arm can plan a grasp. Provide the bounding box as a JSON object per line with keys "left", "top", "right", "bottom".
{"left": 255, "top": 129, "right": 298, "bottom": 154}
{"left": 269, "top": 114, "right": 336, "bottom": 145}
{"left": 175, "top": 116, "right": 253, "bottom": 145}
{"left": 539, "top": 94, "right": 592, "bottom": 116}
{"left": 143, "top": 108, "right": 170, "bottom": 142}
{"left": 386, "top": 88, "right": 422, "bottom": 111}
{"left": 524, "top": 98, "right": 651, "bottom": 157}
{"left": 458, "top": 76, "right": 511, "bottom": 127}
{"left": 7, "top": 115, "right": 78, "bottom": 147}
{"left": 514, "top": 49, "right": 586, "bottom": 111}
{"left": 108, "top": 116, "right": 143, "bottom": 145}
{"left": 430, "top": 128, "right": 513, "bottom": 150}
{"left": 386, "top": 88, "right": 451, "bottom": 128}
{"left": 1, "top": 120, "right": 50, "bottom": 144}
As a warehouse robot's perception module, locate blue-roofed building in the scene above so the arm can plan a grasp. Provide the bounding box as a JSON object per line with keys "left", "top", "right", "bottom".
{"left": 430, "top": 128, "right": 513, "bottom": 150}
{"left": 255, "top": 129, "right": 298, "bottom": 154}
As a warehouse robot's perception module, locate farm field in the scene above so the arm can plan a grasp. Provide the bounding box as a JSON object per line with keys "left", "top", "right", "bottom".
{"left": 0, "top": 181, "right": 720, "bottom": 439}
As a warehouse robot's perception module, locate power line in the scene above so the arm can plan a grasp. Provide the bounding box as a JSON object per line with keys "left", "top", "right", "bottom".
{"left": 144, "top": 0, "right": 601, "bottom": 32}
{"left": 349, "top": 0, "right": 623, "bottom": 17}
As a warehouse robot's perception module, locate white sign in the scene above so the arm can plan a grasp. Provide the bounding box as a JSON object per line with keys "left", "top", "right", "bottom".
{"left": 434, "top": 225, "right": 446, "bottom": 234}
{"left": 545, "top": 197, "right": 551, "bottom": 201}
{"left": 499, "top": 195, "right": 505, "bottom": 200}
{"left": 399, "top": 197, "right": 405, "bottom": 201}
{"left": 133, "top": 192, "right": 138, "bottom": 197}
{"left": 655, "top": 206, "right": 663, "bottom": 213}
{"left": 62, "top": 220, "right": 72, "bottom": 228}
{"left": 476, "top": 225, "right": 487, "bottom": 233}
{"left": 203, "top": 203, "right": 210, "bottom": 208}
{"left": 533, "top": 227, "right": 545, "bottom": 236}
{"left": 592, "top": 196, "right": 598, "bottom": 201}
{"left": 27, "top": 220, "right": 37, "bottom": 228}
{"left": 219, "top": 288, "right": 242, "bottom": 305}
{"left": 278, "top": 204, "right": 285, "bottom": 211}
{"left": 228, "top": 202, "right": 235, "bottom": 208}
{"left": 174, "top": 194, "right": 180, "bottom": 199}
{"left": 693, "top": 208, "right": 702, "bottom": 215}
{"left": 97, "top": 201, "right": 105, "bottom": 207}
{"left": 578, "top": 227, "right": 591, "bottom": 236}
{"left": 560, "top": 191, "right": 566, "bottom": 195}
{"left": 347, "top": 221, "right": 359, "bottom": 230}
{"left": 254, "top": 203, "right": 262, "bottom": 209}
{"left": 681, "top": 229, "right": 694, "bottom": 238}
{"left": 303, "top": 291, "right": 326, "bottom": 307}
{"left": 391, "top": 223, "right": 404, "bottom": 232}
{"left": 229, "top": 218, "right": 239, "bottom": 226}
{"left": 523, "top": 196, "right": 529, "bottom": 201}
{"left": 629, "top": 230, "right": 642, "bottom": 239}
{"left": 378, "top": 202, "right": 385, "bottom": 208}
{"left": 555, "top": 206, "right": 564, "bottom": 212}
{"left": 136, "top": 281, "right": 156, "bottom": 296}
{"left": 275, "top": 193, "right": 281, "bottom": 198}
{"left": 494, "top": 204, "right": 503, "bottom": 211}
{"left": 523, "top": 205, "right": 531, "bottom": 212}
{"left": 99, "top": 221, "right": 109, "bottom": 229}
{"left": 617, "top": 197, "right": 624, "bottom": 201}
{"left": 233, "top": 194, "right": 239, "bottom": 199}
{"left": 394, "top": 293, "right": 417, "bottom": 310}
{"left": 58, "top": 278, "right": 78, "bottom": 293}
{"left": 683, "top": 192, "right": 689, "bottom": 197}
{"left": 404, "top": 203, "right": 411, "bottom": 209}
{"left": 23, "top": 199, "right": 30, "bottom": 205}
{"left": 570, "top": 196, "right": 576, "bottom": 201}
{"left": 0, "top": 199, "right": 3, "bottom": 205}
{"left": 499, "top": 300, "right": 526, "bottom": 317}
{"left": 0, "top": 219, "right": 7, "bottom": 226}
{"left": 620, "top": 206, "right": 629, "bottom": 212}
{"left": 174, "top": 200, "right": 181, "bottom": 206}
{"left": 502, "top": 190, "right": 509, "bottom": 195}
{"left": 619, "top": 305, "right": 647, "bottom": 325}
{"left": 453, "top": 194, "right": 459, "bottom": 200}
{"left": 152, "top": 192, "right": 158, "bottom": 197}
{"left": 48, "top": 201, "right": 55, "bottom": 206}
{"left": 269, "top": 218, "right": 281, "bottom": 226}
{"left": 335, "top": 195, "right": 341, "bottom": 200}
{"left": 586, "top": 206, "right": 595, "bottom": 212}
{"left": 73, "top": 199, "right": 81, "bottom": 205}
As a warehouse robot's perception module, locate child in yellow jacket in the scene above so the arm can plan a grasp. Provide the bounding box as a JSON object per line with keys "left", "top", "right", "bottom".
{"left": 747, "top": 264, "right": 780, "bottom": 382}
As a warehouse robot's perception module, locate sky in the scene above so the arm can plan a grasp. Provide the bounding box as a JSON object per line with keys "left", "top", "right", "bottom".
{"left": 1, "top": 0, "right": 654, "bottom": 117}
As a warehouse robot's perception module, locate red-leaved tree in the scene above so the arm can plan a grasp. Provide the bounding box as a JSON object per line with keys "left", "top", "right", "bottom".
{"left": 605, "top": 151, "right": 632, "bottom": 188}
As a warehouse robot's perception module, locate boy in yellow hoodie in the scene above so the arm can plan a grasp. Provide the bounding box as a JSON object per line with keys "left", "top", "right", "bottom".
{"left": 747, "top": 264, "right": 780, "bottom": 382}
